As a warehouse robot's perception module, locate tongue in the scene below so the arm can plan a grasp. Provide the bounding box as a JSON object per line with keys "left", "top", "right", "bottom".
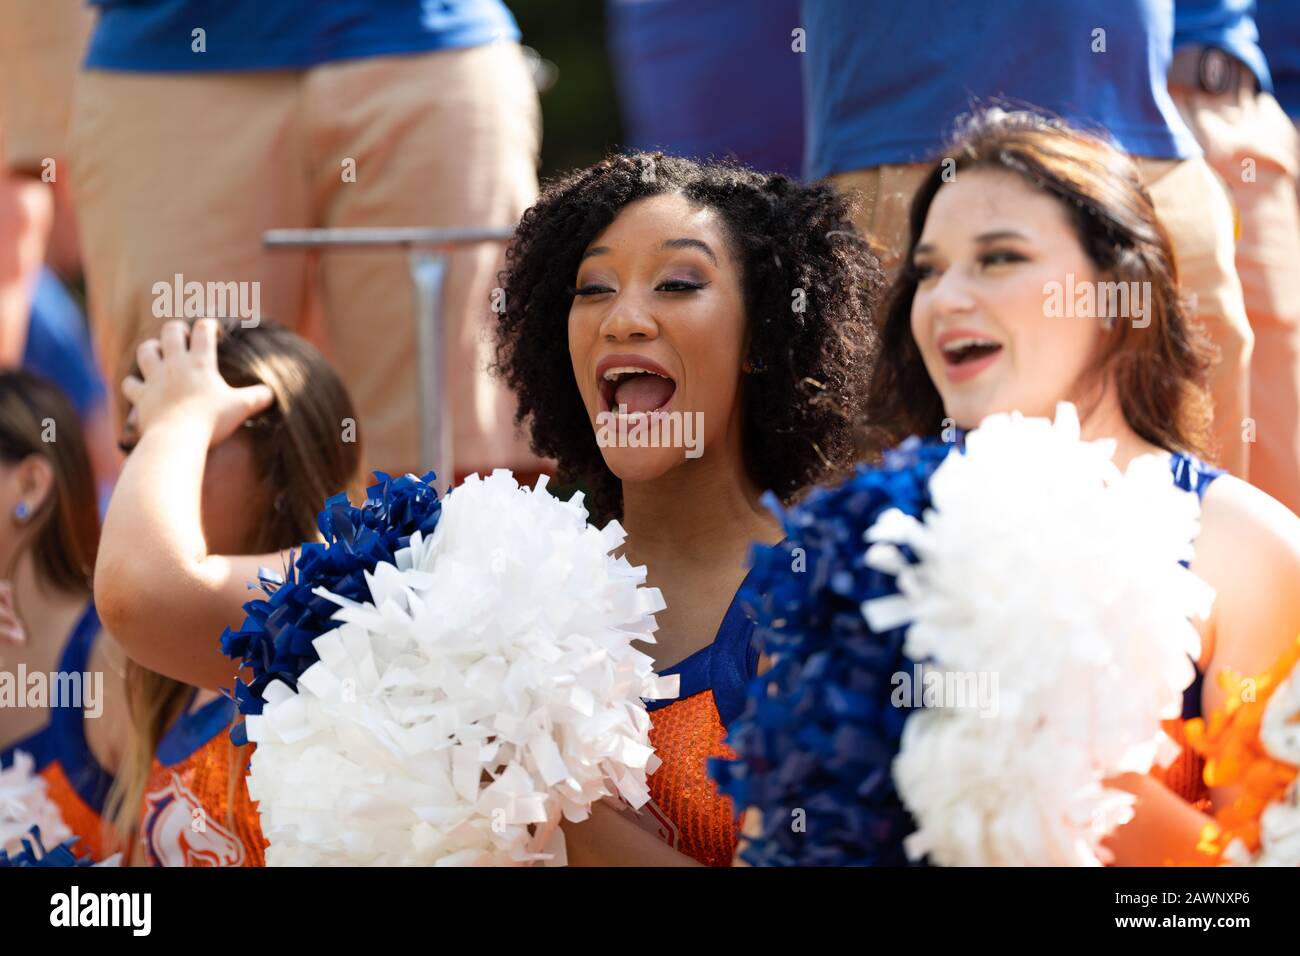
{"left": 614, "top": 374, "right": 675, "bottom": 413}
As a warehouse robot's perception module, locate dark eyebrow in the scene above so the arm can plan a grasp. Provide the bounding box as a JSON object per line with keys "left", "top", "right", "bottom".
{"left": 912, "top": 230, "right": 1029, "bottom": 258}
{"left": 661, "top": 237, "right": 717, "bottom": 264}
{"left": 579, "top": 237, "right": 719, "bottom": 264}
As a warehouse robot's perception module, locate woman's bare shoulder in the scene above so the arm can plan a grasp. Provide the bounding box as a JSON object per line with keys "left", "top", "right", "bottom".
{"left": 1195, "top": 474, "right": 1300, "bottom": 676}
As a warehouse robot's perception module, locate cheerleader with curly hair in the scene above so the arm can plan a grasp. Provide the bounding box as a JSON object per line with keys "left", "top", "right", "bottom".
{"left": 494, "top": 152, "right": 882, "bottom": 864}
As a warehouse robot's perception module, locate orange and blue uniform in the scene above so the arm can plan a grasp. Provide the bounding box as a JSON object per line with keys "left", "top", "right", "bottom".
{"left": 1149, "top": 451, "right": 1224, "bottom": 811}
{"left": 641, "top": 452, "right": 1221, "bottom": 866}
{"left": 137, "top": 693, "right": 266, "bottom": 867}
{"left": 0, "top": 604, "right": 116, "bottom": 860}
{"left": 643, "top": 573, "right": 760, "bottom": 866}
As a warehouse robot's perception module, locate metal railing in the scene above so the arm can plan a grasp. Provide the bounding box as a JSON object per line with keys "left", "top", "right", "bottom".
{"left": 263, "top": 226, "right": 514, "bottom": 493}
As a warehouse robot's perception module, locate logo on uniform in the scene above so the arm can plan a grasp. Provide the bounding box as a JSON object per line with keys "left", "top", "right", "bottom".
{"left": 140, "top": 772, "right": 244, "bottom": 867}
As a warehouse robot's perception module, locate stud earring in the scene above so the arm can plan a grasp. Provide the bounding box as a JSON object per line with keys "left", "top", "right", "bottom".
{"left": 743, "top": 356, "right": 767, "bottom": 374}
{"left": 14, "top": 501, "right": 30, "bottom": 523}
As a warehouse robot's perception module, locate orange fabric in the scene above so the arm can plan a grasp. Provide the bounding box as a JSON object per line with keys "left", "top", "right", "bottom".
{"left": 38, "top": 761, "right": 114, "bottom": 861}
{"left": 1150, "top": 718, "right": 1213, "bottom": 813}
{"left": 1184, "top": 637, "right": 1300, "bottom": 859}
{"left": 138, "top": 730, "right": 266, "bottom": 867}
{"left": 646, "top": 691, "right": 741, "bottom": 867}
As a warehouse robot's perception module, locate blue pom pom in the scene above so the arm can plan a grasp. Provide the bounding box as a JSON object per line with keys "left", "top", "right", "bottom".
{"left": 223, "top": 472, "right": 442, "bottom": 742}
{"left": 711, "top": 437, "right": 956, "bottom": 866}
{"left": 0, "top": 827, "right": 94, "bottom": 867}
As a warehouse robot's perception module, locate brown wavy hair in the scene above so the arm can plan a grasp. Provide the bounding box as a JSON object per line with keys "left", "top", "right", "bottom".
{"left": 105, "top": 319, "right": 364, "bottom": 852}
{"left": 864, "top": 109, "right": 1215, "bottom": 458}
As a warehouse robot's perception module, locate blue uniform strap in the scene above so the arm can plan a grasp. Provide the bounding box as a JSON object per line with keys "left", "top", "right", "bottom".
{"left": 156, "top": 693, "right": 236, "bottom": 768}
{"left": 1169, "top": 451, "right": 1224, "bottom": 722}
{"left": 0, "top": 604, "right": 114, "bottom": 815}
{"left": 645, "top": 562, "right": 762, "bottom": 729}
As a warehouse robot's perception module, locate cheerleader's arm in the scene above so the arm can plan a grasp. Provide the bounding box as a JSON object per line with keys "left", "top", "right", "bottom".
{"left": 1101, "top": 772, "right": 1219, "bottom": 866}
{"left": 560, "top": 801, "right": 704, "bottom": 866}
{"left": 1192, "top": 474, "right": 1300, "bottom": 812}
{"left": 1103, "top": 475, "right": 1300, "bottom": 866}
{"left": 96, "top": 319, "right": 283, "bottom": 691}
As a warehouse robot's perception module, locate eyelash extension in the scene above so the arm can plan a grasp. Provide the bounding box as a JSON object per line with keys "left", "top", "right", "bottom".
{"left": 117, "top": 440, "right": 137, "bottom": 455}
{"left": 658, "top": 280, "right": 709, "bottom": 292}
{"left": 569, "top": 284, "right": 612, "bottom": 296}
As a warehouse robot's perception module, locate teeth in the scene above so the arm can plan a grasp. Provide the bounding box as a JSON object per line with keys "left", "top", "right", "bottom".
{"left": 941, "top": 337, "right": 997, "bottom": 354}
{"left": 602, "top": 365, "right": 670, "bottom": 382}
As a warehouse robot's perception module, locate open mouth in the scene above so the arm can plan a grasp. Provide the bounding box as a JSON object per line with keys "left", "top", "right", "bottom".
{"left": 597, "top": 362, "right": 677, "bottom": 416}
{"left": 941, "top": 337, "right": 1003, "bottom": 367}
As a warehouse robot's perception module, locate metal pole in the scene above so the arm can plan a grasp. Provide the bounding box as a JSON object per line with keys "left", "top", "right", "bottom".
{"left": 409, "top": 250, "right": 450, "bottom": 494}
{"left": 263, "top": 226, "right": 513, "bottom": 492}
{"left": 264, "top": 226, "right": 514, "bottom": 249}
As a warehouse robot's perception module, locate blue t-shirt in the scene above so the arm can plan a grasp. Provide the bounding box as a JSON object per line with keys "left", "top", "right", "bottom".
{"left": 1174, "top": 0, "right": 1272, "bottom": 92}
{"left": 801, "top": 0, "right": 1200, "bottom": 179}
{"left": 1257, "top": 0, "right": 1300, "bottom": 117}
{"left": 84, "top": 0, "right": 520, "bottom": 72}
{"left": 22, "top": 268, "right": 107, "bottom": 420}
{"left": 607, "top": 0, "right": 804, "bottom": 179}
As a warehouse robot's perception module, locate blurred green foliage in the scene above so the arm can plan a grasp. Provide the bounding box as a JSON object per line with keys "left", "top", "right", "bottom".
{"left": 510, "top": 0, "right": 626, "bottom": 180}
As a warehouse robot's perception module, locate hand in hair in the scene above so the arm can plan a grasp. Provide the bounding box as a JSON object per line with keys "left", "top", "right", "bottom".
{"left": 98, "top": 319, "right": 284, "bottom": 691}
{"left": 121, "top": 319, "right": 273, "bottom": 445}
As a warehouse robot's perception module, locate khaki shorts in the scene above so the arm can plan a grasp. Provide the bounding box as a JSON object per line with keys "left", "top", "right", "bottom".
{"left": 831, "top": 156, "right": 1253, "bottom": 479}
{"left": 70, "top": 42, "right": 543, "bottom": 476}
{"left": 0, "top": 0, "right": 93, "bottom": 171}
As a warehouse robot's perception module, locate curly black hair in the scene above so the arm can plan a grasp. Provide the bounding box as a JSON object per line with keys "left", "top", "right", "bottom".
{"left": 494, "top": 151, "right": 883, "bottom": 522}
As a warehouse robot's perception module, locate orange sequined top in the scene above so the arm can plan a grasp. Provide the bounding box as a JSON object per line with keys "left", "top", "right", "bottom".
{"left": 1151, "top": 703, "right": 1212, "bottom": 811}
{"left": 2, "top": 604, "right": 117, "bottom": 860}
{"left": 641, "top": 577, "right": 760, "bottom": 867}
{"left": 137, "top": 694, "right": 266, "bottom": 867}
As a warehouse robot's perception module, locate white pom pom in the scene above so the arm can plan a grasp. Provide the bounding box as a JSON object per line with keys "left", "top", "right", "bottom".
{"left": 1237, "top": 663, "right": 1300, "bottom": 866}
{"left": 0, "top": 750, "right": 72, "bottom": 854}
{"left": 864, "top": 403, "right": 1214, "bottom": 866}
{"left": 1261, "top": 665, "right": 1300, "bottom": 768}
{"left": 247, "top": 470, "right": 672, "bottom": 865}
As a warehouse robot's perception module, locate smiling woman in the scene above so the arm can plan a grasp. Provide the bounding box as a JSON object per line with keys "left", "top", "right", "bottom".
{"left": 497, "top": 153, "right": 882, "bottom": 524}
{"left": 864, "top": 110, "right": 1300, "bottom": 866}
{"left": 867, "top": 110, "right": 1216, "bottom": 464}
{"left": 494, "top": 153, "right": 882, "bottom": 865}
